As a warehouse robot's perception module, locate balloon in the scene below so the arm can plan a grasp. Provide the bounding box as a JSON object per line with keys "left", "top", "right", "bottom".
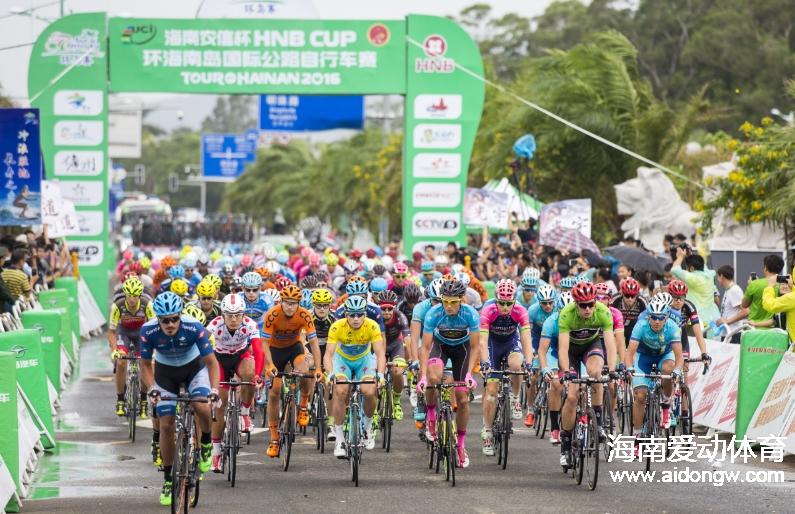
{"left": 513, "top": 134, "right": 536, "bottom": 160}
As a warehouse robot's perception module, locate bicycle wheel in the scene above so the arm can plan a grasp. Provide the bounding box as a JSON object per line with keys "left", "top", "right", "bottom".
{"left": 533, "top": 391, "right": 543, "bottom": 437}
{"left": 229, "top": 407, "right": 239, "bottom": 487}
{"left": 643, "top": 393, "right": 656, "bottom": 473}
{"left": 601, "top": 388, "right": 613, "bottom": 460}
{"left": 584, "top": 407, "right": 600, "bottom": 490}
{"left": 494, "top": 399, "right": 503, "bottom": 466}
{"left": 617, "top": 382, "right": 626, "bottom": 434}
{"left": 281, "top": 397, "right": 294, "bottom": 472}
{"left": 500, "top": 394, "right": 511, "bottom": 470}
{"left": 188, "top": 443, "right": 200, "bottom": 509}
{"left": 679, "top": 385, "right": 692, "bottom": 436}
{"left": 538, "top": 385, "right": 549, "bottom": 439}
{"left": 382, "top": 385, "right": 393, "bottom": 452}
{"left": 349, "top": 404, "right": 360, "bottom": 486}
{"left": 128, "top": 377, "right": 139, "bottom": 442}
{"left": 445, "top": 412, "right": 457, "bottom": 486}
{"left": 171, "top": 426, "right": 188, "bottom": 514}
{"left": 315, "top": 385, "right": 327, "bottom": 454}
{"left": 573, "top": 416, "right": 585, "bottom": 485}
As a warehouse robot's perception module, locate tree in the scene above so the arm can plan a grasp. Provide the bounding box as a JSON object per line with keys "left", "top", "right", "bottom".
{"left": 201, "top": 95, "right": 258, "bottom": 133}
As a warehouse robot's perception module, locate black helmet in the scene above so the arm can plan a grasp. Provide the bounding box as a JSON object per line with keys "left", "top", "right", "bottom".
{"left": 403, "top": 283, "right": 422, "bottom": 304}
{"left": 375, "top": 290, "right": 399, "bottom": 306}
{"left": 440, "top": 279, "right": 466, "bottom": 298}
{"left": 222, "top": 263, "right": 235, "bottom": 277}
{"left": 300, "top": 276, "right": 318, "bottom": 290}
{"left": 373, "top": 264, "right": 386, "bottom": 276}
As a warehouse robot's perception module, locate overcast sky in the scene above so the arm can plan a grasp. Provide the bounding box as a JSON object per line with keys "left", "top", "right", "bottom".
{"left": 0, "top": 0, "right": 556, "bottom": 130}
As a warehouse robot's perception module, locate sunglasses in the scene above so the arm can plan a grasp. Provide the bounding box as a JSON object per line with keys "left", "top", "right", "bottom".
{"left": 522, "top": 287, "right": 537, "bottom": 293}
{"left": 244, "top": 288, "right": 260, "bottom": 293}
{"left": 441, "top": 298, "right": 461, "bottom": 306}
{"left": 185, "top": 268, "right": 194, "bottom": 272}
{"left": 225, "top": 313, "right": 243, "bottom": 319}
{"left": 314, "top": 303, "right": 331, "bottom": 308}
{"left": 393, "top": 273, "right": 407, "bottom": 279}
{"left": 159, "top": 315, "right": 180, "bottom": 325}
{"left": 497, "top": 300, "right": 515, "bottom": 307}
{"left": 577, "top": 302, "right": 595, "bottom": 309}
{"left": 540, "top": 300, "right": 554, "bottom": 307}
{"left": 282, "top": 300, "right": 299, "bottom": 307}
{"left": 347, "top": 312, "right": 366, "bottom": 318}
{"left": 199, "top": 296, "right": 215, "bottom": 301}
{"left": 671, "top": 296, "right": 685, "bottom": 301}
{"left": 381, "top": 306, "right": 395, "bottom": 312}
{"left": 623, "top": 294, "right": 637, "bottom": 299}
{"left": 649, "top": 314, "right": 668, "bottom": 321}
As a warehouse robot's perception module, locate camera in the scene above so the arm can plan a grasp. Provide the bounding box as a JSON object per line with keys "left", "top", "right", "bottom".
{"left": 670, "top": 243, "right": 691, "bottom": 261}
{"left": 777, "top": 275, "right": 791, "bottom": 284}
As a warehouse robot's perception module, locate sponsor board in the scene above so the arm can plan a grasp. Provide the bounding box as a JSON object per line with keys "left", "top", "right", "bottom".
{"left": 412, "top": 182, "right": 461, "bottom": 208}
{"left": 413, "top": 94, "right": 462, "bottom": 120}
{"left": 70, "top": 240, "right": 105, "bottom": 266}
{"left": 75, "top": 210, "right": 105, "bottom": 236}
{"left": 53, "top": 150, "right": 104, "bottom": 176}
{"left": 54, "top": 120, "right": 104, "bottom": 146}
{"left": 412, "top": 123, "right": 461, "bottom": 149}
{"left": 53, "top": 90, "right": 104, "bottom": 116}
{"left": 58, "top": 180, "right": 104, "bottom": 206}
{"left": 411, "top": 211, "right": 460, "bottom": 237}
{"left": 412, "top": 153, "right": 461, "bottom": 178}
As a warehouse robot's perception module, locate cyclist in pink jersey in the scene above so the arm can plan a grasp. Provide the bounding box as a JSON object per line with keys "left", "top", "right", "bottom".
{"left": 596, "top": 282, "right": 625, "bottom": 417}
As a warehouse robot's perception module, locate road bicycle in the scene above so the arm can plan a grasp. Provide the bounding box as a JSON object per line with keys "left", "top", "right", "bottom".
{"left": 426, "top": 381, "right": 467, "bottom": 487}
{"left": 488, "top": 367, "right": 528, "bottom": 470}
{"left": 219, "top": 379, "right": 254, "bottom": 487}
{"left": 561, "top": 373, "right": 610, "bottom": 490}
{"left": 310, "top": 377, "right": 328, "bottom": 453}
{"left": 632, "top": 364, "right": 672, "bottom": 472}
{"left": 271, "top": 371, "right": 313, "bottom": 471}
{"left": 342, "top": 379, "right": 376, "bottom": 487}
{"left": 117, "top": 350, "right": 142, "bottom": 443}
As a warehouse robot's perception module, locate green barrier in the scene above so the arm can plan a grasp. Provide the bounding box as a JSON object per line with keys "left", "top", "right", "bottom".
{"left": 37, "top": 289, "right": 77, "bottom": 356}
{"left": 0, "top": 330, "right": 55, "bottom": 450}
{"left": 53, "top": 277, "right": 81, "bottom": 339}
{"left": 482, "top": 280, "right": 495, "bottom": 300}
{"left": 736, "top": 329, "right": 790, "bottom": 444}
{"left": 0, "top": 352, "right": 20, "bottom": 512}
{"left": 21, "top": 310, "right": 63, "bottom": 393}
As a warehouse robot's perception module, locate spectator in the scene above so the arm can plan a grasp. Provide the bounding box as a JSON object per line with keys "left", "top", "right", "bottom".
{"left": 0, "top": 247, "right": 15, "bottom": 312}
{"left": 715, "top": 265, "right": 747, "bottom": 343}
{"left": 762, "top": 271, "right": 795, "bottom": 342}
{"left": 671, "top": 247, "right": 721, "bottom": 326}
{"left": 617, "top": 264, "right": 634, "bottom": 283}
{"left": 595, "top": 267, "right": 617, "bottom": 295}
{"left": 2, "top": 249, "right": 32, "bottom": 299}
{"left": 742, "top": 254, "right": 784, "bottom": 328}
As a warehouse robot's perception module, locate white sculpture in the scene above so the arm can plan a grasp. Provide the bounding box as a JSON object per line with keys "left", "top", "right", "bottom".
{"left": 702, "top": 161, "right": 784, "bottom": 251}
{"left": 615, "top": 167, "right": 696, "bottom": 253}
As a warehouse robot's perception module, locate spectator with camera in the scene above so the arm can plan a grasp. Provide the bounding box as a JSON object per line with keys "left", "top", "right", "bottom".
{"left": 742, "top": 254, "right": 784, "bottom": 329}
{"left": 761, "top": 267, "right": 795, "bottom": 342}
{"left": 671, "top": 246, "right": 721, "bottom": 326}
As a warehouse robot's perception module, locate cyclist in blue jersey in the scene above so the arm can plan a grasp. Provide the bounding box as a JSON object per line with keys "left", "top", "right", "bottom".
{"left": 516, "top": 267, "right": 542, "bottom": 308}
{"left": 538, "top": 292, "right": 574, "bottom": 445}
{"left": 408, "top": 279, "right": 442, "bottom": 429}
{"left": 181, "top": 257, "right": 203, "bottom": 288}
{"left": 140, "top": 292, "right": 220, "bottom": 507}
{"left": 334, "top": 279, "right": 386, "bottom": 334}
{"left": 239, "top": 271, "right": 275, "bottom": 333}
{"left": 524, "top": 284, "right": 557, "bottom": 427}
{"left": 625, "top": 296, "right": 683, "bottom": 456}
{"left": 417, "top": 279, "right": 479, "bottom": 469}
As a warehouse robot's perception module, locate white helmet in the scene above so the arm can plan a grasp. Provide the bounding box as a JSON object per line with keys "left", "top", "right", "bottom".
{"left": 263, "top": 244, "right": 278, "bottom": 261}
{"left": 454, "top": 271, "right": 471, "bottom": 287}
{"left": 451, "top": 263, "right": 465, "bottom": 274}
{"left": 380, "top": 255, "right": 394, "bottom": 271}
{"left": 265, "top": 261, "right": 281, "bottom": 274}
{"left": 221, "top": 293, "right": 245, "bottom": 314}
{"left": 654, "top": 292, "right": 673, "bottom": 306}
{"left": 523, "top": 267, "right": 540, "bottom": 280}
{"left": 648, "top": 297, "right": 669, "bottom": 316}
{"left": 434, "top": 254, "right": 448, "bottom": 265}
{"left": 263, "top": 288, "right": 281, "bottom": 304}
{"left": 537, "top": 284, "right": 556, "bottom": 302}
{"left": 557, "top": 291, "right": 574, "bottom": 307}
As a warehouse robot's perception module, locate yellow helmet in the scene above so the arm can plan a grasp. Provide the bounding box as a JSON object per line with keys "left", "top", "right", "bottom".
{"left": 311, "top": 288, "right": 334, "bottom": 305}
{"left": 182, "top": 303, "right": 206, "bottom": 324}
{"left": 196, "top": 280, "right": 217, "bottom": 298}
{"left": 139, "top": 256, "right": 151, "bottom": 270}
{"left": 204, "top": 273, "right": 222, "bottom": 290}
{"left": 122, "top": 277, "right": 144, "bottom": 297}
{"left": 180, "top": 245, "right": 192, "bottom": 259}
{"left": 324, "top": 253, "right": 339, "bottom": 266}
{"left": 170, "top": 278, "right": 189, "bottom": 297}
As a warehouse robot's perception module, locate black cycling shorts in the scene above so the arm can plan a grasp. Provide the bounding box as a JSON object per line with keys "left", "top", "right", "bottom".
{"left": 428, "top": 338, "right": 469, "bottom": 382}
{"left": 270, "top": 342, "right": 306, "bottom": 372}
{"left": 567, "top": 338, "right": 605, "bottom": 374}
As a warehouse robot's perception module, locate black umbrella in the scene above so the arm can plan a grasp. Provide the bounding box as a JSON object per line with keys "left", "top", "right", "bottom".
{"left": 603, "top": 245, "right": 664, "bottom": 273}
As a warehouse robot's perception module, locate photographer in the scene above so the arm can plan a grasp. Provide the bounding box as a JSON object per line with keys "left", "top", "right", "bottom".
{"left": 671, "top": 246, "right": 721, "bottom": 327}
{"left": 762, "top": 271, "right": 795, "bottom": 342}
{"left": 742, "top": 254, "right": 784, "bottom": 329}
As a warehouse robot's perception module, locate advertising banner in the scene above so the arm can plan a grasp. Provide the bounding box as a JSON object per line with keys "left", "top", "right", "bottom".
{"left": 463, "top": 187, "right": 509, "bottom": 230}
{"left": 108, "top": 18, "right": 406, "bottom": 94}
{"left": 0, "top": 109, "right": 42, "bottom": 226}
{"left": 746, "top": 349, "right": 795, "bottom": 451}
{"left": 28, "top": 13, "right": 111, "bottom": 310}
{"left": 0, "top": 352, "right": 19, "bottom": 511}
{"left": 259, "top": 94, "right": 364, "bottom": 131}
{"left": 201, "top": 131, "right": 258, "bottom": 180}
{"left": 690, "top": 339, "right": 740, "bottom": 432}
{"left": 539, "top": 198, "right": 592, "bottom": 241}
{"left": 41, "top": 180, "right": 80, "bottom": 238}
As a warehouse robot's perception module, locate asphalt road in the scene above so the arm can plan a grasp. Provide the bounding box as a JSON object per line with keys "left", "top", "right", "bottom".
{"left": 23, "top": 338, "right": 795, "bottom": 513}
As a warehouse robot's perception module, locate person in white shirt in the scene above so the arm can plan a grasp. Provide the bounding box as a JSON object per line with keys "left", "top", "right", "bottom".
{"left": 715, "top": 265, "right": 747, "bottom": 344}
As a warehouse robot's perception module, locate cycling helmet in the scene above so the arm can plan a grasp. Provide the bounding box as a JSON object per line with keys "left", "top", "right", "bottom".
{"left": 221, "top": 263, "right": 235, "bottom": 277}
{"left": 655, "top": 292, "right": 673, "bottom": 306}
{"left": 123, "top": 271, "right": 139, "bottom": 282}
{"left": 454, "top": 271, "right": 471, "bottom": 287}
{"left": 434, "top": 255, "right": 448, "bottom": 266}
{"left": 667, "top": 280, "right": 688, "bottom": 297}
{"left": 344, "top": 295, "right": 367, "bottom": 313}
{"left": 370, "top": 277, "right": 388, "bottom": 293}
{"left": 129, "top": 261, "right": 143, "bottom": 275}
{"left": 181, "top": 257, "right": 197, "bottom": 269}
{"left": 182, "top": 303, "right": 206, "bottom": 325}
{"left": 325, "top": 253, "right": 339, "bottom": 267}
{"left": 168, "top": 265, "right": 185, "bottom": 279}
{"left": 313, "top": 270, "right": 330, "bottom": 284}
{"left": 557, "top": 291, "right": 574, "bottom": 308}
{"left": 559, "top": 276, "right": 577, "bottom": 289}
{"left": 426, "top": 278, "right": 444, "bottom": 300}
{"left": 122, "top": 277, "right": 144, "bottom": 297}
{"left": 647, "top": 297, "right": 669, "bottom": 316}
{"left": 161, "top": 255, "right": 176, "bottom": 269}
{"left": 153, "top": 292, "right": 183, "bottom": 316}
{"left": 276, "top": 251, "right": 289, "bottom": 265}
{"left": 220, "top": 293, "right": 245, "bottom": 314}
{"left": 263, "top": 245, "right": 278, "bottom": 261}
{"left": 393, "top": 262, "right": 409, "bottom": 275}
{"left": 241, "top": 271, "right": 263, "bottom": 289}
{"left": 495, "top": 279, "right": 517, "bottom": 301}
{"left": 170, "top": 279, "right": 189, "bottom": 297}
{"left": 440, "top": 279, "right": 466, "bottom": 298}
{"left": 343, "top": 260, "right": 359, "bottom": 274}
{"left": 403, "top": 283, "right": 422, "bottom": 304}
{"left": 139, "top": 256, "right": 151, "bottom": 270}
{"left": 537, "top": 284, "right": 557, "bottom": 302}
{"left": 522, "top": 267, "right": 540, "bottom": 281}
{"left": 300, "top": 276, "right": 318, "bottom": 290}
{"left": 520, "top": 275, "right": 539, "bottom": 289}
{"left": 263, "top": 288, "right": 281, "bottom": 305}
{"left": 349, "top": 249, "right": 363, "bottom": 259}
{"left": 300, "top": 288, "right": 313, "bottom": 309}
{"left": 308, "top": 253, "right": 321, "bottom": 267}
{"left": 196, "top": 280, "right": 217, "bottom": 298}
{"left": 373, "top": 264, "right": 386, "bottom": 277}
{"left": 346, "top": 279, "right": 369, "bottom": 296}
{"left": 311, "top": 288, "right": 334, "bottom": 305}
{"left": 441, "top": 273, "right": 455, "bottom": 281}
{"left": 204, "top": 274, "right": 222, "bottom": 290}
{"left": 420, "top": 261, "right": 434, "bottom": 272}
{"left": 375, "top": 290, "right": 398, "bottom": 307}
{"left": 595, "top": 282, "right": 612, "bottom": 298}
{"left": 451, "top": 263, "right": 465, "bottom": 274}
{"left": 274, "top": 277, "right": 292, "bottom": 291}
{"left": 620, "top": 277, "right": 641, "bottom": 296}
{"left": 280, "top": 284, "right": 302, "bottom": 302}
{"left": 571, "top": 281, "right": 597, "bottom": 303}
{"left": 381, "top": 256, "right": 394, "bottom": 271}
{"left": 255, "top": 267, "right": 270, "bottom": 279}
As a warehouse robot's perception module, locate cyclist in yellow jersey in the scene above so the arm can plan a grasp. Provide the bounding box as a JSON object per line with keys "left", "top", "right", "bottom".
{"left": 324, "top": 296, "right": 386, "bottom": 457}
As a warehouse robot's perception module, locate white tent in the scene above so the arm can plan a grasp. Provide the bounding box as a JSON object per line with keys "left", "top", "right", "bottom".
{"left": 482, "top": 178, "right": 542, "bottom": 220}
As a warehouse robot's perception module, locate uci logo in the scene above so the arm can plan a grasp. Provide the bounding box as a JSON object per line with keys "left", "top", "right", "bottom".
{"left": 121, "top": 24, "right": 157, "bottom": 45}
{"left": 10, "top": 345, "right": 26, "bottom": 359}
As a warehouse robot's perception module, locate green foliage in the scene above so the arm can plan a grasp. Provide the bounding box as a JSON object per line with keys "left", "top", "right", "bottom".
{"left": 201, "top": 95, "right": 258, "bottom": 133}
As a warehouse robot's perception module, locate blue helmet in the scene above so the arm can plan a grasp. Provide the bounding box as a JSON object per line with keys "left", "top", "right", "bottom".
{"left": 370, "top": 277, "right": 388, "bottom": 293}
{"left": 559, "top": 276, "right": 577, "bottom": 289}
{"left": 420, "top": 261, "right": 434, "bottom": 272}
{"left": 153, "top": 292, "right": 184, "bottom": 317}
{"left": 168, "top": 264, "right": 185, "bottom": 279}
{"left": 300, "top": 288, "right": 313, "bottom": 310}
{"left": 344, "top": 295, "right": 367, "bottom": 313}
{"left": 426, "top": 278, "right": 444, "bottom": 300}
{"left": 346, "top": 280, "right": 368, "bottom": 296}
{"left": 241, "top": 271, "right": 263, "bottom": 289}
{"left": 520, "top": 275, "right": 539, "bottom": 289}
{"left": 537, "top": 284, "right": 557, "bottom": 302}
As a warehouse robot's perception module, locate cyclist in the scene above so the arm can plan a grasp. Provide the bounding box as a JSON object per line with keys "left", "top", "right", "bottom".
{"left": 455, "top": 271, "right": 483, "bottom": 310}
{"left": 181, "top": 257, "right": 202, "bottom": 288}
{"left": 207, "top": 294, "right": 265, "bottom": 472}
{"left": 193, "top": 280, "right": 221, "bottom": 326}
{"left": 538, "top": 292, "right": 574, "bottom": 444}
{"left": 479, "top": 279, "right": 534, "bottom": 456}
{"left": 334, "top": 278, "right": 386, "bottom": 336}
{"left": 625, "top": 296, "right": 683, "bottom": 454}
{"left": 240, "top": 271, "right": 275, "bottom": 334}
{"left": 169, "top": 278, "right": 191, "bottom": 302}
{"left": 391, "top": 262, "right": 412, "bottom": 298}
{"left": 557, "top": 281, "right": 617, "bottom": 469}
{"left": 596, "top": 282, "right": 626, "bottom": 418}
{"left": 417, "top": 279, "right": 479, "bottom": 468}
{"left": 140, "top": 292, "right": 220, "bottom": 507}
{"left": 524, "top": 284, "right": 557, "bottom": 427}
{"left": 611, "top": 278, "right": 647, "bottom": 340}
{"left": 326, "top": 296, "right": 386, "bottom": 457}
{"left": 419, "top": 261, "right": 437, "bottom": 288}
{"left": 375, "top": 289, "right": 409, "bottom": 421}
{"left": 398, "top": 282, "right": 423, "bottom": 325}
{"left": 219, "top": 263, "right": 236, "bottom": 296}
{"left": 260, "top": 285, "right": 323, "bottom": 458}
{"left": 311, "top": 287, "right": 338, "bottom": 441}
{"left": 409, "top": 279, "right": 442, "bottom": 420}
{"left": 159, "top": 264, "right": 186, "bottom": 294}
{"left": 108, "top": 277, "right": 155, "bottom": 417}
{"left": 517, "top": 267, "right": 541, "bottom": 308}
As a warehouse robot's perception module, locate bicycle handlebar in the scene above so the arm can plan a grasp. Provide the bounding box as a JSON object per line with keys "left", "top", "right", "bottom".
{"left": 219, "top": 380, "right": 256, "bottom": 387}
{"left": 686, "top": 357, "right": 711, "bottom": 375}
